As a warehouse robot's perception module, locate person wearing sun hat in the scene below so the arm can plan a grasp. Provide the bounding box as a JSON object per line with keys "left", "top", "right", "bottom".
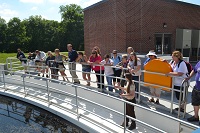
{"left": 143, "top": 50, "right": 157, "bottom": 65}
{"left": 144, "top": 50, "right": 161, "bottom": 104}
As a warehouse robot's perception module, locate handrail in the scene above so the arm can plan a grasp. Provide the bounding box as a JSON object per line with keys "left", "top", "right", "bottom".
{"left": 1, "top": 58, "right": 193, "bottom": 109}
{"left": 0, "top": 68, "right": 199, "bottom": 132}
{"left": 2, "top": 58, "right": 199, "bottom": 132}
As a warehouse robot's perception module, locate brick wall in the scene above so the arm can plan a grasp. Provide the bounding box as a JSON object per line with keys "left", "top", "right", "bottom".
{"left": 84, "top": 0, "right": 200, "bottom": 57}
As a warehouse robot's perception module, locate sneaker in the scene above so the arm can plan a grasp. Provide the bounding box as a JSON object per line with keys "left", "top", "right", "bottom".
{"left": 155, "top": 100, "right": 160, "bottom": 104}
{"left": 187, "top": 116, "right": 199, "bottom": 122}
{"left": 128, "top": 124, "right": 136, "bottom": 130}
{"left": 74, "top": 82, "right": 80, "bottom": 84}
{"left": 46, "top": 75, "right": 49, "bottom": 78}
{"left": 149, "top": 98, "right": 155, "bottom": 103}
{"left": 121, "top": 122, "right": 128, "bottom": 127}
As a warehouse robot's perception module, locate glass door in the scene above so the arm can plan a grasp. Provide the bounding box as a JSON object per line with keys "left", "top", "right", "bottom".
{"left": 155, "top": 34, "right": 171, "bottom": 54}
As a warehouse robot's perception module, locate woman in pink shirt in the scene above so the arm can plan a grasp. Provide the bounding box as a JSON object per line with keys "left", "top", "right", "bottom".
{"left": 88, "top": 50, "right": 105, "bottom": 90}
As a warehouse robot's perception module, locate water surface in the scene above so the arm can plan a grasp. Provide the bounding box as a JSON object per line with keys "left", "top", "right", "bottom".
{"left": 0, "top": 95, "right": 88, "bottom": 133}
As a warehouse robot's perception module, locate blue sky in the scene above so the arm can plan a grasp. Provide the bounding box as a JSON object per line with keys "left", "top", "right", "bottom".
{"left": 0, "top": 0, "right": 199, "bottom": 22}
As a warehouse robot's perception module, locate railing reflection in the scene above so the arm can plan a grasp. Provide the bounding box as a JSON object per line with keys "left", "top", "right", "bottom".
{"left": 0, "top": 95, "right": 88, "bottom": 133}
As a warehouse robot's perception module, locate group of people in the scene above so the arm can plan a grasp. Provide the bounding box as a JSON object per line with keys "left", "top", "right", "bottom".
{"left": 17, "top": 44, "right": 80, "bottom": 84}
{"left": 17, "top": 45, "right": 200, "bottom": 129}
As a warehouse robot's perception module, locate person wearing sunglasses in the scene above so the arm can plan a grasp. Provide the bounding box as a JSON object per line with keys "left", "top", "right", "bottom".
{"left": 88, "top": 50, "right": 105, "bottom": 91}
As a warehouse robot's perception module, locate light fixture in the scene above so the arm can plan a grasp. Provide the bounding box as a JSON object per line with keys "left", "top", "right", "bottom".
{"left": 163, "top": 23, "right": 167, "bottom": 28}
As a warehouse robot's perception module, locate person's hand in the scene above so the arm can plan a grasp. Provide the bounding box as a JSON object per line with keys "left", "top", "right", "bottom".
{"left": 162, "top": 59, "right": 167, "bottom": 63}
{"left": 165, "top": 73, "right": 170, "bottom": 77}
{"left": 115, "top": 85, "right": 119, "bottom": 88}
{"left": 184, "top": 77, "right": 190, "bottom": 81}
{"left": 120, "top": 66, "right": 123, "bottom": 69}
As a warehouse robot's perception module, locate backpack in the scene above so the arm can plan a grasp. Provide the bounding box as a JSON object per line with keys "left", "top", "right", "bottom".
{"left": 171, "top": 60, "right": 193, "bottom": 76}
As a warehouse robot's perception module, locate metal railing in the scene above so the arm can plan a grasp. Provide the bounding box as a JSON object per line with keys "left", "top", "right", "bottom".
{"left": 5, "top": 58, "right": 191, "bottom": 117}
{"left": 0, "top": 58, "right": 199, "bottom": 132}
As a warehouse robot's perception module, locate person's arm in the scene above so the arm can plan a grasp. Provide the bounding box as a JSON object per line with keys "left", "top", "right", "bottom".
{"left": 87, "top": 56, "right": 93, "bottom": 64}
{"left": 62, "top": 54, "right": 68, "bottom": 60}
{"left": 132, "top": 59, "right": 141, "bottom": 73}
{"left": 166, "top": 62, "right": 186, "bottom": 76}
{"left": 115, "top": 85, "right": 127, "bottom": 91}
{"left": 93, "top": 56, "right": 101, "bottom": 64}
{"left": 127, "top": 62, "right": 131, "bottom": 69}
{"left": 185, "top": 70, "right": 195, "bottom": 81}
{"left": 121, "top": 89, "right": 135, "bottom": 97}
{"left": 40, "top": 52, "right": 46, "bottom": 60}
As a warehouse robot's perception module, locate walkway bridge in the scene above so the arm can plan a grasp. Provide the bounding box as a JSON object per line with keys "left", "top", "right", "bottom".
{"left": 0, "top": 57, "right": 199, "bottom": 133}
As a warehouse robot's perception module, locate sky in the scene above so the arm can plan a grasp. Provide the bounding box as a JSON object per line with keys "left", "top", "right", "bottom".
{"left": 0, "top": 0, "right": 199, "bottom": 22}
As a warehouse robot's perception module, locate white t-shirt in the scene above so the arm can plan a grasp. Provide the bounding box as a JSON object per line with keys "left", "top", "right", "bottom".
{"left": 35, "top": 51, "right": 46, "bottom": 61}
{"left": 128, "top": 58, "right": 141, "bottom": 76}
{"left": 171, "top": 61, "right": 188, "bottom": 86}
{"left": 101, "top": 59, "right": 114, "bottom": 76}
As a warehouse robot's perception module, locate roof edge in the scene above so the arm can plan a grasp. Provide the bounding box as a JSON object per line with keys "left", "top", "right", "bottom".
{"left": 83, "top": 0, "right": 109, "bottom": 11}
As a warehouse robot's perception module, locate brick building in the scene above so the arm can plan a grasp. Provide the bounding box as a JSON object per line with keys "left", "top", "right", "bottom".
{"left": 84, "top": 0, "right": 200, "bottom": 60}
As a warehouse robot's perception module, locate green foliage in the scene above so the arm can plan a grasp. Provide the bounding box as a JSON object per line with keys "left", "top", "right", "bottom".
{"left": 0, "top": 4, "right": 84, "bottom": 53}
{"left": 59, "top": 4, "right": 84, "bottom": 51}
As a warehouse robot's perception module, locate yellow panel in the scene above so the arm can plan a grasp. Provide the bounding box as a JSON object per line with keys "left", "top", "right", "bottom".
{"left": 144, "top": 59, "right": 173, "bottom": 91}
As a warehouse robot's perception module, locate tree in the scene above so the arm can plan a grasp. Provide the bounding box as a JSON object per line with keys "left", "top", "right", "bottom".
{"left": 6, "top": 17, "right": 27, "bottom": 52}
{"left": 59, "top": 4, "right": 84, "bottom": 51}
{"left": 0, "top": 17, "right": 7, "bottom": 52}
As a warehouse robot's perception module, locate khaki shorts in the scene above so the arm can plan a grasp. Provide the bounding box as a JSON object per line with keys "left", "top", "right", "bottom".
{"left": 58, "top": 64, "right": 65, "bottom": 71}
{"left": 35, "top": 62, "right": 42, "bottom": 66}
{"left": 150, "top": 87, "right": 161, "bottom": 95}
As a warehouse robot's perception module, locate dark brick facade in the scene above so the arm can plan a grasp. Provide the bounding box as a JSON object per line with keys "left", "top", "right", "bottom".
{"left": 84, "top": 0, "right": 200, "bottom": 57}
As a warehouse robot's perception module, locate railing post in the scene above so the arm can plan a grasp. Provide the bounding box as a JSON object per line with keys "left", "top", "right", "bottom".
{"left": 46, "top": 79, "right": 50, "bottom": 106}
{"left": 170, "top": 77, "right": 174, "bottom": 114}
{"left": 138, "top": 75, "right": 141, "bottom": 103}
{"left": 2, "top": 70, "right": 6, "bottom": 90}
{"left": 10, "top": 59, "right": 12, "bottom": 71}
{"left": 178, "top": 81, "right": 184, "bottom": 118}
{"left": 124, "top": 101, "right": 126, "bottom": 133}
{"left": 71, "top": 62, "right": 74, "bottom": 82}
{"left": 100, "top": 65, "right": 102, "bottom": 91}
{"left": 75, "top": 86, "right": 79, "bottom": 117}
{"left": 182, "top": 81, "right": 187, "bottom": 118}
{"left": 23, "top": 75, "right": 26, "bottom": 96}
{"left": 183, "top": 81, "right": 189, "bottom": 118}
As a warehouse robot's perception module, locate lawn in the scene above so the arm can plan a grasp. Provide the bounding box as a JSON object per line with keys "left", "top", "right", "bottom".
{"left": 0, "top": 53, "right": 16, "bottom": 64}
{"left": 0, "top": 52, "right": 84, "bottom": 64}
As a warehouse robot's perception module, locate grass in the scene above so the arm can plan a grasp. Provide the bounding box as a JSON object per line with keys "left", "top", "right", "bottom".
{"left": 0, "top": 51, "right": 84, "bottom": 64}
{"left": 0, "top": 53, "right": 16, "bottom": 64}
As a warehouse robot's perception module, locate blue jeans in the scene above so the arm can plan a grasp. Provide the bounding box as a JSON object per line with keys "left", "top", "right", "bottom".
{"left": 106, "top": 74, "right": 114, "bottom": 92}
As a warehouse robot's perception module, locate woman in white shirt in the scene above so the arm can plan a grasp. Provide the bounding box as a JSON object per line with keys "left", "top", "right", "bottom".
{"left": 101, "top": 54, "right": 114, "bottom": 92}
{"left": 128, "top": 52, "right": 141, "bottom": 98}
{"left": 166, "top": 51, "right": 188, "bottom": 112}
{"left": 115, "top": 73, "right": 136, "bottom": 130}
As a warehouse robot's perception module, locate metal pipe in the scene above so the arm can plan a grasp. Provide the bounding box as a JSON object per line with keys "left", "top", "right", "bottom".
{"left": 22, "top": 75, "right": 26, "bottom": 96}
{"left": 46, "top": 79, "right": 50, "bottom": 105}
{"left": 170, "top": 77, "right": 174, "bottom": 114}
{"left": 138, "top": 75, "right": 141, "bottom": 103}
{"left": 124, "top": 102, "right": 126, "bottom": 133}
{"left": 2, "top": 70, "right": 6, "bottom": 90}
{"left": 100, "top": 64, "right": 102, "bottom": 91}
{"left": 75, "top": 86, "right": 79, "bottom": 116}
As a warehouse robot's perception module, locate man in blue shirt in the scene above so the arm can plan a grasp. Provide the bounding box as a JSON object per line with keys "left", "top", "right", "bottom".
{"left": 67, "top": 44, "right": 80, "bottom": 84}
